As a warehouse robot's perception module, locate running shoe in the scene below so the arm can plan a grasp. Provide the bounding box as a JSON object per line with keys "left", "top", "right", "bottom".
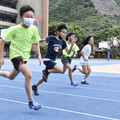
{"left": 72, "top": 65, "right": 77, "bottom": 73}
{"left": 29, "top": 101, "right": 42, "bottom": 111}
{"left": 71, "top": 82, "right": 78, "bottom": 87}
{"left": 81, "top": 81, "right": 89, "bottom": 85}
{"left": 32, "top": 85, "right": 39, "bottom": 95}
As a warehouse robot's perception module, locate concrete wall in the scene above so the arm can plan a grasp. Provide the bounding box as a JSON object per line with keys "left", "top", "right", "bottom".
{"left": 17, "top": 0, "right": 43, "bottom": 37}
{"left": 42, "top": 0, "right": 49, "bottom": 39}
{"left": 0, "top": 5, "right": 17, "bottom": 13}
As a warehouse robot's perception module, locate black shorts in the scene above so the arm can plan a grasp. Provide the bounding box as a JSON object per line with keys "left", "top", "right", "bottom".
{"left": 61, "top": 55, "right": 72, "bottom": 66}
{"left": 11, "top": 56, "right": 27, "bottom": 71}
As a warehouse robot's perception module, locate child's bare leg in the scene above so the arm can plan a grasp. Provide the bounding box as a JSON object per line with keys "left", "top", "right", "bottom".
{"left": 86, "top": 63, "right": 91, "bottom": 77}
{"left": 80, "top": 64, "right": 91, "bottom": 84}
{"left": 77, "top": 67, "right": 85, "bottom": 74}
{"left": 0, "top": 68, "right": 20, "bottom": 80}
{"left": 48, "top": 64, "right": 64, "bottom": 73}
{"left": 19, "top": 64, "right": 33, "bottom": 100}
{"left": 82, "top": 65, "right": 88, "bottom": 80}
{"left": 63, "top": 66, "right": 67, "bottom": 74}
{"left": 35, "top": 78, "right": 44, "bottom": 86}
{"left": 66, "top": 64, "right": 73, "bottom": 83}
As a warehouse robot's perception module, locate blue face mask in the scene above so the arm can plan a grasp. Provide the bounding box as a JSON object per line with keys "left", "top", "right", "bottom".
{"left": 23, "top": 18, "right": 34, "bottom": 26}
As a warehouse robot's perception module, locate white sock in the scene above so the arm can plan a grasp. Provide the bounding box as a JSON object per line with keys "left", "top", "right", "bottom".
{"left": 82, "top": 79, "right": 86, "bottom": 82}
{"left": 29, "top": 99, "right": 33, "bottom": 103}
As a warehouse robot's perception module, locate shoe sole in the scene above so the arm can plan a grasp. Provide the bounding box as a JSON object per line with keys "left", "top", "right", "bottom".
{"left": 81, "top": 83, "right": 89, "bottom": 85}
{"left": 71, "top": 85, "right": 78, "bottom": 87}
{"left": 29, "top": 105, "right": 43, "bottom": 111}
{"left": 36, "top": 106, "right": 43, "bottom": 111}
{"left": 34, "top": 93, "right": 39, "bottom": 96}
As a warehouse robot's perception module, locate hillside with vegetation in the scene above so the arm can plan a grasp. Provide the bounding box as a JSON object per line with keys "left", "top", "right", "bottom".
{"left": 115, "top": 0, "right": 120, "bottom": 7}
{"left": 48, "top": 0, "right": 120, "bottom": 58}
{"left": 91, "top": 0, "right": 120, "bottom": 15}
{"left": 49, "top": 0, "right": 120, "bottom": 34}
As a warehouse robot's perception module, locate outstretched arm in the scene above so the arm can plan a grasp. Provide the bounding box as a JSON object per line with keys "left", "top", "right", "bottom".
{"left": 39, "top": 38, "right": 48, "bottom": 45}
{"left": 0, "top": 39, "right": 5, "bottom": 68}
{"left": 34, "top": 43, "right": 42, "bottom": 65}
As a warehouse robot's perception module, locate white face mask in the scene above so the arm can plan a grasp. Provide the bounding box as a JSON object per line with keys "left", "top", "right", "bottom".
{"left": 23, "top": 18, "right": 34, "bottom": 26}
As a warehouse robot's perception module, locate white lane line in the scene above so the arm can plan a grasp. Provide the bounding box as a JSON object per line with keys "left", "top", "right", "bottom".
{"left": 0, "top": 97, "right": 119, "bottom": 120}
{"left": 12, "top": 78, "right": 120, "bottom": 87}
{"left": 39, "top": 89, "right": 120, "bottom": 103}
{"left": 2, "top": 79, "right": 120, "bottom": 93}
{"left": 90, "top": 82, "right": 120, "bottom": 87}
{"left": 0, "top": 84, "right": 120, "bottom": 103}
{"left": 46, "top": 83, "right": 120, "bottom": 93}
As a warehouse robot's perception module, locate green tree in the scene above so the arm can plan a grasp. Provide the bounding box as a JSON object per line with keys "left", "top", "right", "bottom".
{"left": 49, "top": 0, "right": 120, "bottom": 33}
{"left": 93, "top": 27, "right": 120, "bottom": 58}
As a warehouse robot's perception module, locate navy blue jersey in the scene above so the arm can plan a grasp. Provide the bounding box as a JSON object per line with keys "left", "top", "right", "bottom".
{"left": 44, "top": 35, "right": 67, "bottom": 61}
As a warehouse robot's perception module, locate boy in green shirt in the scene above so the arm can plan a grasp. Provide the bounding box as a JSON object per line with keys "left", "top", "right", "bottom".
{"left": 61, "top": 32, "right": 79, "bottom": 86}
{"left": 0, "top": 5, "right": 42, "bottom": 110}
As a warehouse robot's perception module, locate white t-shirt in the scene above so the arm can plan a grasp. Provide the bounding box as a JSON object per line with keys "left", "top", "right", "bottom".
{"left": 80, "top": 44, "right": 91, "bottom": 62}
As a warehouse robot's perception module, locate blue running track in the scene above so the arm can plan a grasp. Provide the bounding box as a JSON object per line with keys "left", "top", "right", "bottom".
{"left": 0, "top": 58, "right": 120, "bottom": 120}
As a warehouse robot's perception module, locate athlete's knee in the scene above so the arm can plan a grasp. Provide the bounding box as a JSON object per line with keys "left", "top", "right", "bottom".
{"left": 8, "top": 74, "right": 16, "bottom": 80}
{"left": 61, "top": 69, "right": 64, "bottom": 74}
{"left": 28, "top": 73, "right": 32, "bottom": 79}
{"left": 88, "top": 70, "right": 91, "bottom": 74}
{"left": 25, "top": 73, "right": 32, "bottom": 80}
{"left": 62, "top": 69, "right": 66, "bottom": 74}
{"left": 68, "top": 68, "right": 72, "bottom": 72}
{"left": 84, "top": 71, "right": 88, "bottom": 75}
{"left": 61, "top": 71, "right": 64, "bottom": 74}
{"left": 57, "top": 68, "right": 64, "bottom": 74}
{"left": 89, "top": 69, "right": 91, "bottom": 73}
{"left": 9, "top": 76, "right": 15, "bottom": 80}
{"left": 62, "top": 67, "right": 67, "bottom": 74}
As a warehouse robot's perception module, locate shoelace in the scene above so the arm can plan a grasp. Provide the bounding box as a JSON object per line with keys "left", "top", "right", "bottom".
{"left": 31, "top": 101, "right": 39, "bottom": 108}
{"left": 34, "top": 102, "right": 39, "bottom": 107}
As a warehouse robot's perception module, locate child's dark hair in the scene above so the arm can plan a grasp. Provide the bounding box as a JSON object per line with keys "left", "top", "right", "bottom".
{"left": 20, "top": 5, "right": 35, "bottom": 17}
{"left": 66, "top": 32, "right": 75, "bottom": 40}
{"left": 83, "top": 36, "right": 92, "bottom": 45}
{"left": 57, "top": 24, "right": 68, "bottom": 32}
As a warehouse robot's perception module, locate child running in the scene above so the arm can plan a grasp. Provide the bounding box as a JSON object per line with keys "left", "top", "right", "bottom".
{"left": 32, "top": 24, "right": 76, "bottom": 95}
{"left": 72, "top": 36, "right": 94, "bottom": 84}
{"left": 61, "top": 32, "right": 79, "bottom": 86}
{"left": 0, "top": 5, "right": 42, "bottom": 110}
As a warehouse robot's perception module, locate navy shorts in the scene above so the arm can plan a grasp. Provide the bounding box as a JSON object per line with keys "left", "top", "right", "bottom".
{"left": 43, "top": 60, "right": 57, "bottom": 70}
{"left": 11, "top": 56, "right": 27, "bottom": 71}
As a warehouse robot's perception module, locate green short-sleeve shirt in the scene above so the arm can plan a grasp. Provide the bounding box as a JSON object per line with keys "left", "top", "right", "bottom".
{"left": 1, "top": 24, "right": 40, "bottom": 61}
{"left": 62, "top": 42, "right": 79, "bottom": 57}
